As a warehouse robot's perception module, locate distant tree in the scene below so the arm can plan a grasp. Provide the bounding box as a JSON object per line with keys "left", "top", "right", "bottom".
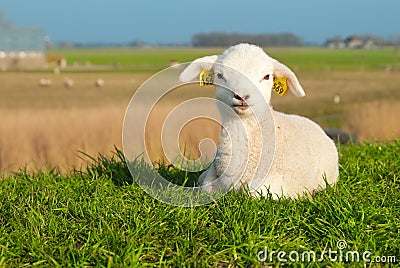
{"left": 324, "top": 35, "right": 343, "bottom": 45}
{"left": 129, "top": 40, "right": 145, "bottom": 47}
{"left": 192, "top": 32, "right": 303, "bottom": 47}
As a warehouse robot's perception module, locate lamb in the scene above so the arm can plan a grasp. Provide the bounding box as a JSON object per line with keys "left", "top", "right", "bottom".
{"left": 179, "top": 43, "right": 339, "bottom": 199}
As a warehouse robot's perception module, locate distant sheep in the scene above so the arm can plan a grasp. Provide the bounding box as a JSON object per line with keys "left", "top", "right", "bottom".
{"left": 39, "top": 78, "right": 52, "bottom": 87}
{"left": 63, "top": 78, "right": 74, "bottom": 88}
{"left": 179, "top": 43, "right": 339, "bottom": 199}
{"left": 333, "top": 94, "right": 341, "bottom": 104}
{"left": 53, "top": 67, "right": 60, "bottom": 75}
{"left": 94, "top": 78, "right": 105, "bottom": 87}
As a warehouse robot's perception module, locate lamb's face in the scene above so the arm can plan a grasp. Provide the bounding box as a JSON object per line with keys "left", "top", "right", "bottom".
{"left": 179, "top": 43, "right": 305, "bottom": 118}
{"left": 213, "top": 44, "right": 275, "bottom": 116}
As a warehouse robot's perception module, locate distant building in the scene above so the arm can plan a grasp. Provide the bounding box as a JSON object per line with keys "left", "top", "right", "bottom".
{"left": 362, "top": 38, "right": 379, "bottom": 49}
{"left": 0, "top": 25, "right": 46, "bottom": 70}
{"left": 325, "top": 35, "right": 381, "bottom": 49}
{"left": 344, "top": 35, "right": 364, "bottom": 49}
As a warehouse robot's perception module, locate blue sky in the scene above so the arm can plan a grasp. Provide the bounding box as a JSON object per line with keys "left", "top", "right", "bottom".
{"left": 0, "top": 0, "right": 399, "bottom": 45}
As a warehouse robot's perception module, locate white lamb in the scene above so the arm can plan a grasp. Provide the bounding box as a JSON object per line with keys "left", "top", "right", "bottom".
{"left": 179, "top": 43, "right": 339, "bottom": 199}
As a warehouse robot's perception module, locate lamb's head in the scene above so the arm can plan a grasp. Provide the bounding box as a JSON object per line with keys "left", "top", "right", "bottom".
{"left": 179, "top": 43, "right": 305, "bottom": 117}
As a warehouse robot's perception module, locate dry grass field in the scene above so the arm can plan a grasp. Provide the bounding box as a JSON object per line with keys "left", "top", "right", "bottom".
{"left": 0, "top": 72, "right": 139, "bottom": 172}
{"left": 1, "top": 68, "right": 399, "bottom": 173}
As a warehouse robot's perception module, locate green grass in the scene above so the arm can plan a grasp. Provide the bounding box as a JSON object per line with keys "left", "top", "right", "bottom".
{"left": 48, "top": 47, "right": 224, "bottom": 72}
{"left": 1, "top": 142, "right": 399, "bottom": 267}
{"left": 269, "top": 47, "right": 400, "bottom": 71}
{"left": 48, "top": 47, "right": 400, "bottom": 72}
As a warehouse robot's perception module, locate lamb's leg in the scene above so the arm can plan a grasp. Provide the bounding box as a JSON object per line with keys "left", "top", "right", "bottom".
{"left": 198, "top": 163, "right": 217, "bottom": 193}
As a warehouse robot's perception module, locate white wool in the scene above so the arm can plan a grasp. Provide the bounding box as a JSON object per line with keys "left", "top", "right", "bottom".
{"left": 180, "top": 43, "right": 339, "bottom": 199}
{"left": 95, "top": 78, "right": 105, "bottom": 87}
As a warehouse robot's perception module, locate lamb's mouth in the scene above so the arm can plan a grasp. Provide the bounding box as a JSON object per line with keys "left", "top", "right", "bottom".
{"left": 232, "top": 104, "right": 250, "bottom": 111}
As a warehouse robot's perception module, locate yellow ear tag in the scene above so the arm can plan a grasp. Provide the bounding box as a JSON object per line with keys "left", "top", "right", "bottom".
{"left": 273, "top": 77, "right": 289, "bottom": 96}
{"left": 199, "top": 70, "right": 214, "bottom": 86}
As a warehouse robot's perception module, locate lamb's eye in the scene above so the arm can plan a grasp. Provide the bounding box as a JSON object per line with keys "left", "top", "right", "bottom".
{"left": 216, "top": 73, "right": 224, "bottom": 79}
{"left": 263, "top": 74, "right": 271, "bottom": 80}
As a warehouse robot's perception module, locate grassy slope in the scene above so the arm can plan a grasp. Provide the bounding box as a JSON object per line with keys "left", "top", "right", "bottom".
{"left": 0, "top": 142, "right": 399, "bottom": 267}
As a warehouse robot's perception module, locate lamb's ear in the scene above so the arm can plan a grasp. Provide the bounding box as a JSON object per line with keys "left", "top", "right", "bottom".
{"left": 179, "top": 55, "right": 218, "bottom": 82}
{"left": 272, "top": 60, "right": 306, "bottom": 97}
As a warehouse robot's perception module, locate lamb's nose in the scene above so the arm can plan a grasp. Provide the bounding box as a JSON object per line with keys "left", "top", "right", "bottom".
{"left": 233, "top": 93, "right": 243, "bottom": 101}
{"left": 233, "top": 94, "right": 250, "bottom": 101}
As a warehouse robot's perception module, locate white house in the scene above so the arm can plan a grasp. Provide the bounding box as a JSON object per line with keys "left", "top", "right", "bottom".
{"left": 0, "top": 19, "right": 46, "bottom": 70}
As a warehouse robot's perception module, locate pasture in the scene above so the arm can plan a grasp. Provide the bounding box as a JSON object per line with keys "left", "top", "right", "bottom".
{"left": 0, "top": 47, "right": 399, "bottom": 266}
{"left": 1, "top": 47, "right": 400, "bottom": 171}
{"left": 49, "top": 47, "right": 400, "bottom": 72}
